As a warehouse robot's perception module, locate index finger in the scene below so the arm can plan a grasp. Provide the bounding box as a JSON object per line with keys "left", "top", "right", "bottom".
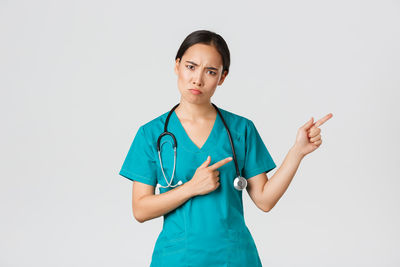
{"left": 208, "top": 157, "right": 233, "bottom": 171}
{"left": 314, "top": 113, "right": 333, "bottom": 128}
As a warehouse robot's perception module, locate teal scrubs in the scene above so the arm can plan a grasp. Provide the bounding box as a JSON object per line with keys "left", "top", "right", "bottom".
{"left": 119, "top": 107, "right": 276, "bottom": 267}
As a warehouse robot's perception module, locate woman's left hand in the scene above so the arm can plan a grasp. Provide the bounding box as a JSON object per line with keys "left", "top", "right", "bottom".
{"left": 293, "top": 113, "right": 333, "bottom": 157}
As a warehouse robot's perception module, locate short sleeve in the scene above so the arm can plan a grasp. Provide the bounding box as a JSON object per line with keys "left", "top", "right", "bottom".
{"left": 242, "top": 120, "right": 276, "bottom": 179}
{"left": 119, "top": 126, "right": 158, "bottom": 186}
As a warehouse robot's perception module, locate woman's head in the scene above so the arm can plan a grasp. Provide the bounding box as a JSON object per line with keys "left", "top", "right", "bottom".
{"left": 174, "top": 30, "right": 230, "bottom": 105}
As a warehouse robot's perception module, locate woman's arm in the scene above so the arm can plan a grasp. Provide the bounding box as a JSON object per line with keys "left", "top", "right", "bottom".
{"left": 261, "top": 146, "right": 304, "bottom": 211}
{"left": 133, "top": 156, "right": 232, "bottom": 223}
{"left": 246, "top": 146, "right": 303, "bottom": 212}
{"left": 132, "top": 181, "right": 195, "bottom": 223}
{"left": 247, "top": 114, "right": 332, "bottom": 211}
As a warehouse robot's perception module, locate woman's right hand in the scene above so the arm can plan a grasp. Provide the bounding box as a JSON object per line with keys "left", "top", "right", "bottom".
{"left": 186, "top": 156, "right": 233, "bottom": 196}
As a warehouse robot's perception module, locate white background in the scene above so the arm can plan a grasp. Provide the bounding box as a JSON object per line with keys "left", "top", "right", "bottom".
{"left": 1, "top": 0, "right": 399, "bottom": 266}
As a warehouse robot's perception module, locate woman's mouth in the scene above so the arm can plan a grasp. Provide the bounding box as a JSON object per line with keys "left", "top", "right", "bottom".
{"left": 189, "top": 89, "right": 202, "bottom": 95}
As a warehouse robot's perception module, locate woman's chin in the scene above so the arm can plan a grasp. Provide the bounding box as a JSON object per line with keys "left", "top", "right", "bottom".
{"left": 181, "top": 93, "right": 208, "bottom": 104}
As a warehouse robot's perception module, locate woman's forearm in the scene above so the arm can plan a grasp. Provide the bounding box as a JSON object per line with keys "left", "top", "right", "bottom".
{"left": 262, "top": 145, "right": 304, "bottom": 211}
{"left": 136, "top": 182, "right": 196, "bottom": 223}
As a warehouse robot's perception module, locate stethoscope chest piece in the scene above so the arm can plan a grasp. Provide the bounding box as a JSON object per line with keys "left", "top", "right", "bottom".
{"left": 233, "top": 176, "right": 247, "bottom": 191}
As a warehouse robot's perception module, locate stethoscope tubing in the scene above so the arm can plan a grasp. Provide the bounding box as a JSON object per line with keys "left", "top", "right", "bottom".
{"left": 156, "top": 103, "right": 245, "bottom": 190}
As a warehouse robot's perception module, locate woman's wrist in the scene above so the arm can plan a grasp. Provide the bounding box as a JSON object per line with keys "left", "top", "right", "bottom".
{"left": 290, "top": 145, "right": 306, "bottom": 160}
{"left": 182, "top": 180, "right": 197, "bottom": 198}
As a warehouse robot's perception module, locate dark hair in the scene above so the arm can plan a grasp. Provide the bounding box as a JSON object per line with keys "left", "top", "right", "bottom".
{"left": 175, "top": 30, "right": 231, "bottom": 75}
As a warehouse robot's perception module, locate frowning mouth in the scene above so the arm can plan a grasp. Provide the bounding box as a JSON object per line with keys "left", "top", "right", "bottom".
{"left": 189, "top": 89, "right": 202, "bottom": 95}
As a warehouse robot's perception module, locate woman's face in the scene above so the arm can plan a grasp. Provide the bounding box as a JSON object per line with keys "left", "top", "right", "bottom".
{"left": 174, "top": 43, "right": 228, "bottom": 105}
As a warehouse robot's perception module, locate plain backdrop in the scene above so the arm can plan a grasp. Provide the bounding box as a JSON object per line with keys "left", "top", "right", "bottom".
{"left": 1, "top": 0, "right": 399, "bottom": 266}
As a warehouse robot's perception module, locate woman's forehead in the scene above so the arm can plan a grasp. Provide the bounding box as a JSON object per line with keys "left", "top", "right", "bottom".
{"left": 182, "top": 44, "right": 222, "bottom": 66}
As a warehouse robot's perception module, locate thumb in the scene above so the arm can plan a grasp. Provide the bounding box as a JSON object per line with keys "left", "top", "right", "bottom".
{"left": 199, "top": 155, "right": 211, "bottom": 168}
{"left": 302, "top": 117, "right": 314, "bottom": 130}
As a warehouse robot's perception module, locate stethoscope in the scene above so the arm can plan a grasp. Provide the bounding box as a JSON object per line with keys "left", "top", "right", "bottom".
{"left": 156, "top": 103, "right": 247, "bottom": 191}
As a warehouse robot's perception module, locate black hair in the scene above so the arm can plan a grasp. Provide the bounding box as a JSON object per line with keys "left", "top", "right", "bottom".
{"left": 175, "top": 30, "right": 230, "bottom": 75}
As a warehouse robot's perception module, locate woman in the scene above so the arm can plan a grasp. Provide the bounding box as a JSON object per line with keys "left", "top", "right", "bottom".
{"left": 119, "top": 30, "right": 332, "bottom": 266}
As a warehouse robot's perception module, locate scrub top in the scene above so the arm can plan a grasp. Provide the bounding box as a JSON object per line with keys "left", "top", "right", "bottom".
{"left": 119, "top": 107, "right": 276, "bottom": 267}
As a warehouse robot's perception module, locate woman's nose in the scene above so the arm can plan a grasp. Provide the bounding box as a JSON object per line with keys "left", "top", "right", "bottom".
{"left": 192, "top": 70, "right": 204, "bottom": 86}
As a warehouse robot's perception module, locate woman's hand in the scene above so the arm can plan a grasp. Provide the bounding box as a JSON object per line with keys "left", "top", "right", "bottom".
{"left": 293, "top": 113, "right": 333, "bottom": 157}
{"left": 186, "top": 156, "right": 233, "bottom": 196}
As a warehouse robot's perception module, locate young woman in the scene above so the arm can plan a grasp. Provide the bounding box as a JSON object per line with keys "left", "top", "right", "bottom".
{"left": 119, "top": 29, "right": 332, "bottom": 266}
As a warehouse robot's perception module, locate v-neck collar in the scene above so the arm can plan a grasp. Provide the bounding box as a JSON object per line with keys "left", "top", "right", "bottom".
{"left": 171, "top": 109, "right": 221, "bottom": 154}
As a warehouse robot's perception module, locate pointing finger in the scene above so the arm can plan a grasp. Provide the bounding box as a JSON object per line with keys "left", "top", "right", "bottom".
{"left": 209, "top": 157, "right": 233, "bottom": 171}
{"left": 314, "top": 113, "right": 333, "bottom": 128}
{"left": 199, "top": 155, "right": 212, "bottom": 168}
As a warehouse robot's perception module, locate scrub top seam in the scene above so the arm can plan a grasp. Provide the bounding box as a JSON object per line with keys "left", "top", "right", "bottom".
{"left": 141, "top": 124, "right": 159, "bottom": 162}
{"left": 244, "top": 163, "right": 277, "bottom": 179}
{"left": 119, "top": 169, "right": 157, "bottom": 186}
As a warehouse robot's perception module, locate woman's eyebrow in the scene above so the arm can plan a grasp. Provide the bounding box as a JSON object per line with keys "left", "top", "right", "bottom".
{"left": 185, "top": 60, "right": 218, "bottom": 71}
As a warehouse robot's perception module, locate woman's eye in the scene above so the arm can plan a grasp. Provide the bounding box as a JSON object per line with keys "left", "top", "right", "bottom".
{"left": 185, "top": 65, "right": 216, "bottom": 75}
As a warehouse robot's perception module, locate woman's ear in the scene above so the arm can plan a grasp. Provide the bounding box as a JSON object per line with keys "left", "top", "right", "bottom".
{"left": 218, "top": 70, "right": 228, "bottom": 85}
{"left": 174, "top": 58, "right": 180, "bottom": 75}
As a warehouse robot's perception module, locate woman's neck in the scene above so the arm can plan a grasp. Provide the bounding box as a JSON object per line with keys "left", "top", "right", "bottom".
{"left": 175, "top": 98, "right": 216, "bottom": 122}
